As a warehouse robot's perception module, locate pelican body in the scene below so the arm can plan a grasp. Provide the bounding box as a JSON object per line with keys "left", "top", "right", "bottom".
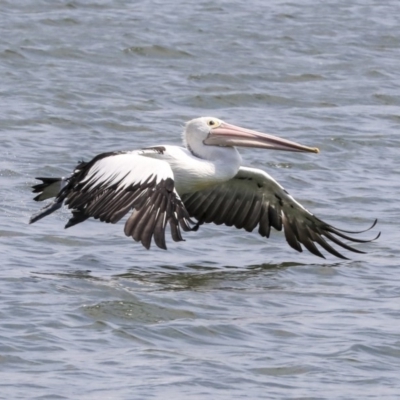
{"left": 30, "top": 117, "right": 378, "bottom": 259}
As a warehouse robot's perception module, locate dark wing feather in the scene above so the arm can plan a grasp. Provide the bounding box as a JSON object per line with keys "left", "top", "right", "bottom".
{"left": 31, "top": 151, "right": 195, "bottom": 250}
{"left": 182, "top": 167, "right": 379, "bottom": 259}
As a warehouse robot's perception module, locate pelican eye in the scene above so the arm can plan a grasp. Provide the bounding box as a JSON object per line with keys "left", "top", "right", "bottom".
{"left": 207, "top": 119, "right": 218, "bottom": 127}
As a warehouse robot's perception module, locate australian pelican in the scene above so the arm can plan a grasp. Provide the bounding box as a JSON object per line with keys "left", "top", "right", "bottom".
{"left": 30, "top": 117, "right": 378, "bottom": 259}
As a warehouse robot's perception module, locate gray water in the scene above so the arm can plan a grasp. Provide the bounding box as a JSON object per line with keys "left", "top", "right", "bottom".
{"left": 1, "top": 0, "right": 400, "bottom": 398}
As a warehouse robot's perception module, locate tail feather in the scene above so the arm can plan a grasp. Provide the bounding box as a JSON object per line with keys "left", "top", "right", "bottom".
{"left": 32, "top": 177, "right": 66, "bottom": 201}
{"left": 30, "top": 176, "right": 68, "bottom": 223}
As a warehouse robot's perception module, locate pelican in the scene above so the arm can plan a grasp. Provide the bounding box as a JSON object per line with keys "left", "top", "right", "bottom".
{"left": 30, "top": 117, "right": 378, "bottom": 259}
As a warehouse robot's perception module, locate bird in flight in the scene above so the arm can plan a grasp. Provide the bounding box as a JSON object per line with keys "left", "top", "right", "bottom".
{"left": 30, "top": 117, "right": 378, "bottom": 259}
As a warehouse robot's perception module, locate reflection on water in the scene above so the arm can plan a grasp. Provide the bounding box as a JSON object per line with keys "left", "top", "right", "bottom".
{"left": 83, "top": 299, "right": 196, "bottom": 324}
{"left": 115, "top": 262, "right": 306, "bottom": 291}
{"left": 31, "top": 261, "right": 303, "bottom": 291}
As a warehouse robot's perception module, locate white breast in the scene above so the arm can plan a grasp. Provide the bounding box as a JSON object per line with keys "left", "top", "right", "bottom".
{"left": 139, "top": 145, "right": 242, "bottom": 194}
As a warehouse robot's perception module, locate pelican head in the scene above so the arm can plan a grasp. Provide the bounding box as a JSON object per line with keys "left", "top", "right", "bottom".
{"left": 184, "top": 117, "right": 319, "bottom": 157}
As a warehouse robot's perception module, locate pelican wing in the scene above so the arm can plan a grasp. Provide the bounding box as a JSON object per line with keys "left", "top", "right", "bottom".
{"left": 31, "top": 151, "right": 194, "bottom": 249}
{"left": 182, "top": 167, "right": 378, "bottom": 259}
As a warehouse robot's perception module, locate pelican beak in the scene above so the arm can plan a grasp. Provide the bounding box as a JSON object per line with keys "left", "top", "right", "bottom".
{"left": 203, "top": 122, "right": 319, "bottom": 153}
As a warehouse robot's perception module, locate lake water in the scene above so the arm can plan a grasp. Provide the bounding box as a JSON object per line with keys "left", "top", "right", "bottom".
{"left": 1, "top": 0, "right": 400, "bottom": 398}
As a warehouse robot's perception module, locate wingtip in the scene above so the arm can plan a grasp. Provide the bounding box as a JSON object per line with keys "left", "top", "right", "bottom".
{"left": 157, "top": 242, "right": 168, "bottom": 250}
{"left": 373, "top": 231, "right": 381, "bottom": 241}
{"left": 332, "top": 218, "right": 378, "bottom": 235}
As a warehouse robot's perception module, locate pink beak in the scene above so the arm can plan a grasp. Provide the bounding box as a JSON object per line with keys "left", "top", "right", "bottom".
{"left": 203, "top": 122, "right": 319, "bottom": 153}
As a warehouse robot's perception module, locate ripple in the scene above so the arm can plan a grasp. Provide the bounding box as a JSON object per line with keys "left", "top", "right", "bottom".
{"left": 41, "top": 18, "right": 79, "bottom": 27}
{"left": 0, "top": 49, "right": 26, "bottom": 60}
{"left": 373, "top": 93, "right": 400, "bottom": 105}
{"left": 123, "top": 45, "right": 192, "bottom": 58}
{"left": 250, "top": 364, "right": 315, "bottom": 376}
{"left": 83, "top": 299, "right": 195, "bottom": 324}
{"left": 283, "top": 73, "right": 325, "bottom": 83}
{"left": 181, "top": 93, "right": 301, "bottom": 109}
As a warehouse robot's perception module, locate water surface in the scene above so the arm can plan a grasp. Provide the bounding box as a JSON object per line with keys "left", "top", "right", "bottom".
{"left": 1, "top": 0, "right": 400, "bottom": 398}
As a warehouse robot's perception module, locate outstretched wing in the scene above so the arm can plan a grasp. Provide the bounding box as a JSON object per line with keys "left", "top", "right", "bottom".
{"left": 32, "top": 151, "right": 195, "bottom": 249}
{"left": 181, "top": 167, "right": 379, "bottom": 259}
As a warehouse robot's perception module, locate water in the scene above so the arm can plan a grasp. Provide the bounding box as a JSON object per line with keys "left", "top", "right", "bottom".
{"left": 1, "top": 0, "right": 400, "bottom": 398}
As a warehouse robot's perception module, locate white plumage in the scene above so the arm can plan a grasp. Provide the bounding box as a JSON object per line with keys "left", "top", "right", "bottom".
{"left": 30, "top": 117, "right": 378, "bottom": 259}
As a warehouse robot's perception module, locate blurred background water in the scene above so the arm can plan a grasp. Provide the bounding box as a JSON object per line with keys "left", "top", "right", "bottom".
{"left": 1, "top": 0, "right": 400, "bottom": 398}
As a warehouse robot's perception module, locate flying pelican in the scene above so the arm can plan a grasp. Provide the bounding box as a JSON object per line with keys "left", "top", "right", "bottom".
{"left": 29, "top": 117, "right": 378, "bottom": 259}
